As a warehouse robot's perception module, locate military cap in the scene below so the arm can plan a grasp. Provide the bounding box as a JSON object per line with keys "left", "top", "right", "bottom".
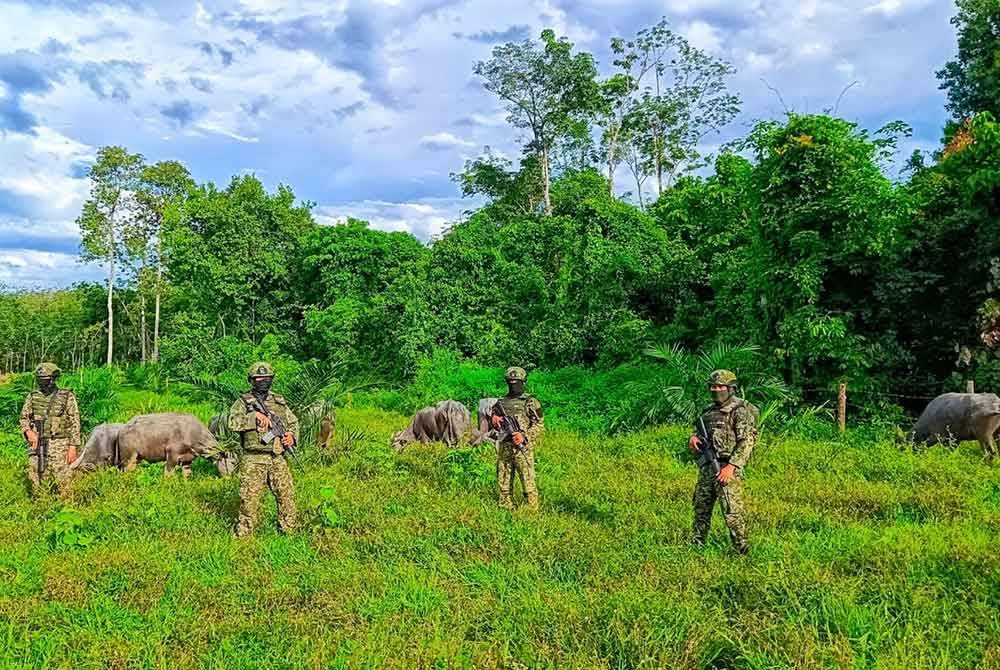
{"left": 35, "top": 362, "right": 61, "bottom": 377}
{"left": 247, "top": 361, "right": 275, "bottom": 378}
{"left": 505, "top": 366, "right": 527, "bottom": 382}
{"left": 708, "top": 369, "right": 737, "bottom": 386}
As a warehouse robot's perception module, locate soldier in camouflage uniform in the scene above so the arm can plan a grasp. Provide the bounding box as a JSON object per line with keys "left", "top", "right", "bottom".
{"left": 688, "top": 369, "right": 757, "bottom": 554}
{"left": 489, "top": 366, "right": 544, "bottom": 511}
{"left": 228, "top": 362, "right": 299, "bottom": 536}
{"left": 20, "top": 362, "right": 81, "bottom": 496}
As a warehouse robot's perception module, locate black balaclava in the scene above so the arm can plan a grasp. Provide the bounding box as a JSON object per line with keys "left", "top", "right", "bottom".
{"left": 37, "top": 375, "right": 57, "bottom": 395}
{"left": 711, "top": 386, "right": 733, "bottom": 406}
{"left": 506, "top": 380, "right": 525, "bottom": 397}
{"left": 251, "top": 376, "right": 273, "bottom": 399}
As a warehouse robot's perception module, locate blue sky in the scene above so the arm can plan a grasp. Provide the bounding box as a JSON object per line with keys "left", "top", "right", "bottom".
{"left": 0, "top": 0, "right": 955, "bottom": 288}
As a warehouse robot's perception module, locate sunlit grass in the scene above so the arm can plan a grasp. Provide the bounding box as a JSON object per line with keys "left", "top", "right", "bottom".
{"left": 0, "top": 394, "right": 997, "bottom": 668}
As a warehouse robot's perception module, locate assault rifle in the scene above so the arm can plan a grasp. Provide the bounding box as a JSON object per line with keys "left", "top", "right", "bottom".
{"left": 695, "top": 416, "right": 722, "bottom": 476}
{"left": 246, "top": 395, "right": 300, "bottom": 465}
{"left": 30, "top": 418, "right": 48, "bottom": 481}
{"left": 493, "top": 400, "right": 528, "bottom": 451}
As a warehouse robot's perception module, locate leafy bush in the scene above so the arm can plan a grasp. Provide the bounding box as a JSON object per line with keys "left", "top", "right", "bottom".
{"left": 376, "top": 347, "right": 795, "bottom": 435}
{"left": 47, "top": 508, "right": 96, "bottom": 549}
{"left": 64, "top": 367, "right": 122, "bottom": 431}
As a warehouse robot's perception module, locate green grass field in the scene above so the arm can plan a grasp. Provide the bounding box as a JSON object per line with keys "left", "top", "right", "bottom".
{"left": 0, "top": 390, "right": 998, "bottom": 669}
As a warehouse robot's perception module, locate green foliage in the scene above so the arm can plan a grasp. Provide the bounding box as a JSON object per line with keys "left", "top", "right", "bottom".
{"left": 937, "top": 0, "right": 1000, "bottom": 120}
{"left": 2, "top": 398, "right": 999, "bottom": 668}
{"left": 47, "top": 507, "right": 96, "bottom": 549}
{"left": 164, "top": 175, "right": 312, "bottom": 346}
{"left": 63, "top": 367, "right": 122, "bottom": 431}
{"left": 619, "top": 342, "right": 791, "bottom": 432}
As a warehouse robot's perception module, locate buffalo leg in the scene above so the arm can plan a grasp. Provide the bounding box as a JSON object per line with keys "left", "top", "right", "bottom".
{"left": 122, "top": 451, "right": 139, "bottom": 472}
{"left": 164, "top": 453, "right": 177, "bottom": 477}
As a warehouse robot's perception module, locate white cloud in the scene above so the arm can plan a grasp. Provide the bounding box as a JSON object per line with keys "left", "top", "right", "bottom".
{"left": 0, "top": 126, "right": 92, "bottom": 220}
{"left": 314, "top": 197, "right": 468, "bottom": 241}
{"left": 419, "top": 132, "right": 476, "bottom": 151}
{"left": 682, "top": 20, "right": 723, "bottom": 54}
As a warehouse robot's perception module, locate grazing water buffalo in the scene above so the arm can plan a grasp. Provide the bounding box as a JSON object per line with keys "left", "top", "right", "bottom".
{"left": 470, "top": 397, "right": 499, "bottom": 446}
{"left": 913, "top": 392, "right": 1000, "bottom": 461}
{"left": 391, "top": 400, "right": 472, "bottom": 452}
{"left": 71, "top": 412, "right": 224, "bottom": 476}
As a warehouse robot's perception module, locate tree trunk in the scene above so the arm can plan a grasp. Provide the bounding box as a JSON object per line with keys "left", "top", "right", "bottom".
{"left": 106, "top": 254, "right": 115, "bottom": 367}
{"left": 138, "top": 255, "right": 148, "bottom": 363}
{"left": 140, "top": 293, "right": 147, "bottom": 364}
{"left": 152, "top": 239, "right": 163, "bottom": 363}
{"left": 541, "top": 147, "right": 552, "bottom": 216}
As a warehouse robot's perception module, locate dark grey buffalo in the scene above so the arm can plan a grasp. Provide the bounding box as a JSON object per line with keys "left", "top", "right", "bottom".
{"left": 71, "top": 412, "right": 225, "bottom": 476}
{"left": 470, "top": 397, "right": 499, "bottom": 446}
{"left": 391, "top": 400, "right": 472, "bottom": 452}
{"left": 913, "top": 392, "right": 1000, "bottom": 460}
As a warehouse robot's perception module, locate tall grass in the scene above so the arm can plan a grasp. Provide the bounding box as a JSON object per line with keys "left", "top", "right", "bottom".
{"left": 0, "top": 378, "right": 996, "bottom": 668}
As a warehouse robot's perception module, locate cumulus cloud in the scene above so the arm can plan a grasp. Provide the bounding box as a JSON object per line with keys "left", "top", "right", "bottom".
{"left": 419, "top": 132, "right": 476, "bottom": 151}
{"left": 314, "top": 197, "right": 467, "bottom": 241}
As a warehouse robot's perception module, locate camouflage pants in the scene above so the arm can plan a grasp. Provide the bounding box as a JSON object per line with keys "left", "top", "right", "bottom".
{"left": 235, "top": 453, "right": 297, "bottom": 536}
{"left": 27, "top": 438, "right": 76, "bottom": 496}
{"left": 692, "top": 466, "right": 748, "bottom": 552}
{"left": 496, "top": 442, "right": 538, "bottom": 511}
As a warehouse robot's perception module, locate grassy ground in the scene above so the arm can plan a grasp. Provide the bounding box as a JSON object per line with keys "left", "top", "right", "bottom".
{"left": 0, "top": 391, "right": 998, "bottom": 669}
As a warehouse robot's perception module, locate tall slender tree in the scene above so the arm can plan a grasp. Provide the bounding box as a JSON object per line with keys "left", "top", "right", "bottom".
{"left": 607, "top": 19, "right": 740, "bottom": 199}
{"left": 134, "top": 161, "right": 193, "bottom": 362}
{"left": 474, "top": 30, "right": 600, "bottom": 215}
{"left": 78, "top": 146, "right": 144, "bottom": 367}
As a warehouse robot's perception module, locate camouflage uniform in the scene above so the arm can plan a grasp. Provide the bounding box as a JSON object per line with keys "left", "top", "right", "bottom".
{"left": 20, "top": 363, "right": 81, "bottom": 496}
{"left": 491, "top": 367, "right": 544, "bottom": 511}
{"left": 692, "top": 370, "right": 757, "bottom": 553}
{"left": 229, "top": 362, "right": 299, "bottom": 536}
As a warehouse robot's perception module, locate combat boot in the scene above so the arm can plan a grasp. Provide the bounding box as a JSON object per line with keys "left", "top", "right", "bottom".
{"left": 498, "top": 495, "right": 515, "bottom": 511}
{"left": 524, "top": 491, "right": 540, "bottom": 512}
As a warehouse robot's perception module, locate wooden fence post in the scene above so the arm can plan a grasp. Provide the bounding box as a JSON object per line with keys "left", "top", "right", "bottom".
{"left": 966, "top": 380, "right": 975, "bottom": 394}
{"left": 838, "top": 383, "right": 847, "bottom": 433}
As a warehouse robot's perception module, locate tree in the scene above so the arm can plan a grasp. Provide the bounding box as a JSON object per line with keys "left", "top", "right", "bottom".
{"left": 886, "top": 112, "right": 1000, "bottom": 388}
{"left": 473, "top": 30, "right": 600, "bottom": 215}
{"left": 164, "top": 175, "right": 313, "bottom": 346}
{"left": 608, "top": 19, "right": 740, "bottom": 198}
{"left": 937, "top": 0, "right": 1000, "bottom": 121}
{"left": 451, "top": 149, "right": 544, "bottom": 216}
{"left": 77, "top": 146, "right": 144, "bottom": 367}
{"left": 597, "top": 72, "right": 635, "bottom": 196}
{"left": 134, "top": 161, "right": 193, "bottom": 362}
{"left": 741, "top": 115, "right": 909, "bottom": 388}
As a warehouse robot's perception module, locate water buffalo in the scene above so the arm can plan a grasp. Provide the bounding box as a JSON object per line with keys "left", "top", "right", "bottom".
{"left": 470, "top": 397, "right": 499, "bottom": 446}
{"left": 391, "top": 400, "right": 471, "bottom": 452}
{"left": 913, "top": 392, "right": 1000, "bottom": 461}
{"left": 71, "top": 412, "right": 225, "bottom": 476}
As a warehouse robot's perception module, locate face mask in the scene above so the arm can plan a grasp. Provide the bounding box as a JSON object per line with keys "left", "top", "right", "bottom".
{"left": 507, "top": 380, "right": 524, "bottom": 397}
{"left": 37, "top": 377, "right": 56, "bottom": 394}
{"left": 251, "top": 378, "right": 273, "bottom": 396}
{"left": 711, "top": 389, "right": 731, "bottom": 405}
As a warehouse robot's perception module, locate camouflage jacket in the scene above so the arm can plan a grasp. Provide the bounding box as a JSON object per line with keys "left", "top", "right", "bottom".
{"left": 695, "top": 397, "right": 757, "bottom": 469}
{"left": 491, "top": 394, "right": 544, "bottom": 446}
{"left": 20, "top": 389, "right": 81, "bottom": 445}
{"left": 228, "top": 392, "right": 299, "bottom": 455}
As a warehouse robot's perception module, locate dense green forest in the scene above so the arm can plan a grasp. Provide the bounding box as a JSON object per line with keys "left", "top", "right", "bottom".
{"left": 6, "top": 2, "right": 1000, "bottom": 421}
